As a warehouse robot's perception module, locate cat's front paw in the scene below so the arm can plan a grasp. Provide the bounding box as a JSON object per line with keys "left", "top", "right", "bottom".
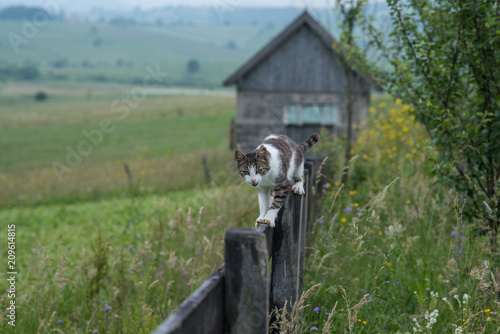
{"left": 256, "top": 217, "right": 275, "bottom": 228}
{"left": 292, "top": 182, "right": 305, "bottom": 195}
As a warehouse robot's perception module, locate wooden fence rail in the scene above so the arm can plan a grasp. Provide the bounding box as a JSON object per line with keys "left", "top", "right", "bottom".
{"left": 151, "top": 158, "right": 324, "bottom": 334}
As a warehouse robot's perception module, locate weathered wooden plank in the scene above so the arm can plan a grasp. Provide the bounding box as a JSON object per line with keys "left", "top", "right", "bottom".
{"left": 225, "top": 228, "right": 269, "bottom": 334}
{"left": 304, "top": 160, "right": 315, "bottom": 236}
{"left": 270, "top": 193, "right": 302, "bottom": 312}
{"left": 239, "top": 26, "right": 348, "bottom": 93}
{"left": 254, "top": 223, "right": 273, "bottom": 259}
{"left": 298, "top": 167, "right": 310, "bottom": 292}
{"left": 151, "top": 266, "right": 225, "bottom": 334}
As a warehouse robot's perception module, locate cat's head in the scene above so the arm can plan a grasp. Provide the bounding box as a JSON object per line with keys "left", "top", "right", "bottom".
{"left": 234, "top": 146, "right": 271, "bottom": 187}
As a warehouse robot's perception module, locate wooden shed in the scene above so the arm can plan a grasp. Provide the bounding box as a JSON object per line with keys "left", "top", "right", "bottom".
{"left": 223, "top": 10, "right": 377, "bottom": 151}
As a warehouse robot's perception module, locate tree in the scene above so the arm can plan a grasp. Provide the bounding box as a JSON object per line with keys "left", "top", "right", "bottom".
{"left": 0, "top": 6, "right": 52, "bottom": 21}
{"left": 334, "top": 0, "right": 369, "bottom": 184}
{"left": 34, "top": 91, "right": 48, "bottom": 101}
{"left": 367, "top": 0, "right": 500, "bottom": 261}
{"left": 187, "top": 59, "right": 200, "bottom": 74}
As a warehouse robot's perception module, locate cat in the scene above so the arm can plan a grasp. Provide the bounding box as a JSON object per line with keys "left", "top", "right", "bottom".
{"left": 234, "top": 133, "right": 319, "bottom": 228}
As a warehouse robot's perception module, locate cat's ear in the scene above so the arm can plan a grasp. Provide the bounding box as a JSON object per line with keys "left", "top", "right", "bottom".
{"left": 234, "top": 149, "right": 246, "bottom": 163}
{"left": 257, "top": 145, "right": 269, "bottom": 159}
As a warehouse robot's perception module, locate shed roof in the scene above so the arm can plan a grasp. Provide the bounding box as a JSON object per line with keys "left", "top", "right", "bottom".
{"left": 223, "top": 10, "right": 380, "bottom": 90}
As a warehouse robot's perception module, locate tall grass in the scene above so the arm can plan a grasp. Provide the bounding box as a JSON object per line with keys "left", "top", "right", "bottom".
{"left": 277, "top": 97, "right": 499, "bottom": 333}
{"left": 3, "top": 91, "right": 498, "bottom": 333}
{"left": 0, "top": 183, "right": 257, "bottom": 333}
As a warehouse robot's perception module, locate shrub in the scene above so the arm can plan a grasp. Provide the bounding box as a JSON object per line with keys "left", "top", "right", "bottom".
{"left": 186, "top": 59, "right": 200, "bottom": 74}
{"left": 34, "top": 91, "right": 48, "bottom": 101}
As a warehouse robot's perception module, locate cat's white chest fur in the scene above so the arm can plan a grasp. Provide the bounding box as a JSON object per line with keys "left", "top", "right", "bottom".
{"left": 255, "top": 144, "right": 280, "bottom": 191}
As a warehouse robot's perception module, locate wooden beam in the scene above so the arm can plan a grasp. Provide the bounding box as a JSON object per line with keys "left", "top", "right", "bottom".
{"left": 151, "top": 267, "right": 225, "bottom": 334}
{"left": 225, "top": 228, "right": 269, "bottom": 334}
{"left": 270, "top": 193, "right": 302, "bottom": 312}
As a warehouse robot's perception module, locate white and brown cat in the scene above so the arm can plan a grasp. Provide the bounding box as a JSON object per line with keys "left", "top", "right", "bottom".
{"left": 234, "top": 133, "right": 319, "bottom": 228}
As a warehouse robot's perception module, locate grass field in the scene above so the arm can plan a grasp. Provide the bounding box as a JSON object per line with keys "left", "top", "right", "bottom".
{"left": 0, "top": 82, "right": 236, "bottom": 206}
{"left": 278, "top": 99, "right": 499, "bottom": 333}
{"left": 0, "top": 84, "right": 498, "bottom": 333}
{"left": 0, "top": 81, "right": 250, "bottom": 333}
{"left": 0, "top": 185, "right": 257, "bottom": 333}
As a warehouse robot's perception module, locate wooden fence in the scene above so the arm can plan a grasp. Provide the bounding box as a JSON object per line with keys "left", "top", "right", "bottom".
{"left": 151, "top": 158, "right": 324, "bottom": 334}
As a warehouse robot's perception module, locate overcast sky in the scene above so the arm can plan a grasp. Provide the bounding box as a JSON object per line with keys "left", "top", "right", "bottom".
{"left": 2, "top": 0, "right": 338, "bottom": 11}
{"left": 120, "top": 0, "right": 336, "bottom": 9}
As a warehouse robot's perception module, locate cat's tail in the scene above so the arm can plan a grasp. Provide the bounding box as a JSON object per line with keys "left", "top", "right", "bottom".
{"left": 300, "top": 133, "right": 319, "bottom": 153}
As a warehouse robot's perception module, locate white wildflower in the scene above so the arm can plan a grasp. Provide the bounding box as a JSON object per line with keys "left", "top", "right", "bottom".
{"left": 424, "top": 309, "right": 439, "bottom": 329}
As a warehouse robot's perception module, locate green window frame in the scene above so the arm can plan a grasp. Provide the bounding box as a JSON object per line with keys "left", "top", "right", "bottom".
{"left": 283, "top": 104, "right": 340, "bottom": 126}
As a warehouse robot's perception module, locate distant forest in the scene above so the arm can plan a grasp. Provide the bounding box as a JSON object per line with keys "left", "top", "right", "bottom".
{"left": 0, "top": 6, "right": 62, "bottom": 21}
{"left": 0, "top": 5, "right": 319, "bottom": 27}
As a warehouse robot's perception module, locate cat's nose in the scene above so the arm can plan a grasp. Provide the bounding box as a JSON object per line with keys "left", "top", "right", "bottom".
{"left": 250, "top": 179, "right": 258, "bottom": 186}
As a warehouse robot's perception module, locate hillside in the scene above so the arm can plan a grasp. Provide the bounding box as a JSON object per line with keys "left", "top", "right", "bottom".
{"left": 0, "top": 21, "right": 284, "bottom": 87}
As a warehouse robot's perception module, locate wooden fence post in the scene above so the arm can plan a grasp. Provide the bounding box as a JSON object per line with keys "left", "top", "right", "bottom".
{"left": 270, "top": 193, "right": 302, "bottom": 313}
{"left": 225, "top": 228, "right": 269, "bottom": 334}
{"left": 298, "top": 167, "right": 311, "bottom": 292}
{"left": 151, "top": 159, "right": 322, "bottom": 334}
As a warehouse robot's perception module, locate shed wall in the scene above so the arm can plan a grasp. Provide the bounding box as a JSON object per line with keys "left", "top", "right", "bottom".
{"left": 235, "top": 90, "right": 369, "bottom": 151}
{"left": 239, "top": 25, "right": 350, "bottom": 93}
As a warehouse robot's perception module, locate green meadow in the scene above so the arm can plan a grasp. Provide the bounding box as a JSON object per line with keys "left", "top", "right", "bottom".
{"left": 0, "top": 5, "right": 498, "bottom": 332}
{"left": 0, "top": 21, "right": 282, "bottom": 87}
{"left": 0, "top": 82, "right": 255, "bottom": 333}
{"left": 0, "top": 83, "right": 236, "bottom": 206}
{"left": 0, "top": 87, "right": 498, "bottom": 332}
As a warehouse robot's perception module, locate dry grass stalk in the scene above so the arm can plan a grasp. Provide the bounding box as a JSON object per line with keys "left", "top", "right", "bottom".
{"left": 328, "top": 183, "right": 344, "bottom": 213}
{"left": 340, "top": 155, "right": 360, "bottom": 182}
{"left": 279, "top": 299, "right": 288, "bottom": 333}
{"left": 491, "top": 271, "right": 499, "bottom": 292}
{"left": 350, "top": 294, "right": 370, "bottom": 330}
{"left": 322, "top": 301, "right": 338, "bottom": 334}
{"left": 315, "top": 156, "right": 328, "bottom": 186}
{"left": 279, "top": 283, "right": 321, "bottom": 332}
